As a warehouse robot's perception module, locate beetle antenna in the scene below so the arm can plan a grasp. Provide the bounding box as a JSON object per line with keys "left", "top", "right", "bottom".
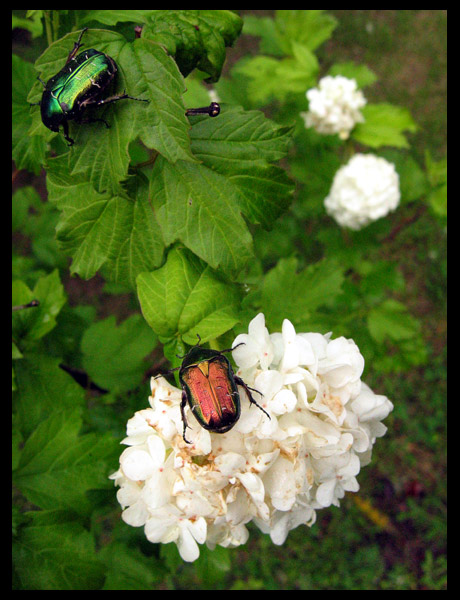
{"left": 220, "top": 341, "right": 245, "bottom": 355}
{"left": 153, "top": 365, "right": 182, "bottom": 379}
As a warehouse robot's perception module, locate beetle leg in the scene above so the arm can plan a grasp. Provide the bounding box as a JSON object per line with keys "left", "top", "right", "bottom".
{"left": 234, "top": 376, "right": 271, "bottom": 421}
{"left": 77, "top": 92, "right": 148, "bottom": 116}
{"left": 77, "top": 94, "right": 147, "bottom": 111}
{"left": 180, "top": 390, "right": 192, "bottom": 444}
{"left": 61, "top": 119, "right": 75, "bottom": 146}
{"left": 245, "top": 384, "right": 263, "bottom": 396}
{"left": 93, "top": 91, "right": 149, "bottom": 107}
{"left": 186, "top": 102, "right": 220, "bottom": 117}
{"left": 66, "top": 28, "right": 88, "bottom": 64}
{"left": 79, "top": 116, "right": 111, "bottom": 129}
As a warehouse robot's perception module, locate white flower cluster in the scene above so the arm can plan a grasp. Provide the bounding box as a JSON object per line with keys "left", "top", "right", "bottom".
{"left": 324, "top": 153, "right": 401, "bottom": 230}
{"left": 301, "top": 75, "right": 367, "bottom": 140}
{"left": 110, "top": 314, "right": 393, "bottom": 562}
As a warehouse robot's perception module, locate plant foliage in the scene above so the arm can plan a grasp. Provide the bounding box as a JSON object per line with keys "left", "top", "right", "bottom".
{"left": 12, "top": 9, "right": 446, "bottom": 590}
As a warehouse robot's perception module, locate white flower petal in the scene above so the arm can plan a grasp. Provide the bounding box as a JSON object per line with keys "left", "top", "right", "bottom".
{"left": 215, "top": 452, "right": 246, "bottom": 476}
{"left": 112, "top": 313, "right": 392, "bottom": 561}
{"left": 263, "top": 457, "right": 297, "bottom": 511}
{"left": 177, "top": 524, "right": 201, "bottom": 562}
{"left": 324, "top": 153, "right": 400, "bottom": 230}
{"left": 269, "top": 388, "right": 298, "bottom": 415}
{"left": 279, "top": 319, "right": 300, "bottom": 371}
{"left": 316, "top": 479, "right": 336, "bottom": 507}
{"left": 187, "top": 516, "right": 207, "bottom": 545}
{"left": 145, "top": 511, "right": 178, "bottom": 544}
{"left": 232, "top": 334, "right": 259, "bottom": 368}
{"left": 146, "top": 434, "right": 166, "bottom": 464}
{"left": 121, "top": 500, "right": 149, "bottom": 527}
{"left": 142, "top": 470, "right": 173, "bottom": 510}
{"left": 120, "top": 447, "right": 155, "bottom": 481}
{"left": 237, "top": 472, "right": 265, "bottom": 505}
{"left": 303, "top": 76, "right": 366, "bottom": 139}
{"left": 116, "top": 480, "right": 141, "bottom": 509}
{"left": 233, "top": 313, "right": 274, "bottom": 370}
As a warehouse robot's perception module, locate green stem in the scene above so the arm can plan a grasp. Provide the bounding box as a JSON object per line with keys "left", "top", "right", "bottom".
{"left": 44, "top": 11, "right": 53, "bottom": 46}
{"left": 52, "top": 10, "right": 60, "bottom": 42}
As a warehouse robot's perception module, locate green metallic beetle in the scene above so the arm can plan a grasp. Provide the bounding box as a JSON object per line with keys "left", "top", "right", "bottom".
{"left": 33, "top": 28, "right": 220, "bottom": 147}
{"left": 156, "top": 337, "right": 270, "bottom": 443}
{"left": 33, "top": 28, "right": 148, "bottom": 146}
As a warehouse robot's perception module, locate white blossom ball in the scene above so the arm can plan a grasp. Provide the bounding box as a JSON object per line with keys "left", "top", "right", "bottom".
{"left": 110, "top": 314, "right": 393, "bottom": 562}
{"left": 324, "top": 153, "right": 401, "bottom": 230}
{"left": 301, "top": 75, "right": 367, "bottom": 140}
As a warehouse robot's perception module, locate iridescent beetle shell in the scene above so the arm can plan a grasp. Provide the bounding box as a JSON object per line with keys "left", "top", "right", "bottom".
{"left": 157, "top": 339, "right": 270, "bottom": 444}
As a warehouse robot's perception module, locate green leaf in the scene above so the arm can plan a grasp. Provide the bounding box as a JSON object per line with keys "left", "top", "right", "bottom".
{"left": 137, "top": 246, "right": 241, "bottom": 342}
{"left": 243, "top": 15, "right": 285, "bottom": 56}
{"left": 427, "top": 183, "right": 447, "bottom": 218}
{"left": 150, "top": 157, "right": 254, "bottom": 277}
{"left": 193, "top": 545, "right": 231, "bottom": 585}
{"left": 234, "top": 43, "right": 318, "bottom": 104}
{"left": 81, "top": 314, "right": 157, "bottom": 394}
{"left": 133, "top": 38, "right": 196, "bottom": 163}
{"left": 12, "top": 186, "right": 42, "bottom": 233}
{"left": 191, "top": 105, "right": 293, "bottom": 166}
{"left": 377, "top": 149, "right": 428, "bottom": 204}
{"left": 425, "top": 151, "right": 447, "bottom": 188}
{"left": 12, "top": 270, "right": 66, "bottom": 343}
{"left": 28, "top": 30, "right": 195, "bottom": 180}
{"left": 13, "top": 511, "right": 105, "bottom": 590}
{"left": 261, "top": 257, "right": 345, "bottom": 330}
{"left": 357, "top": 260, "right": 404, "bottom": 297}
{"left": 182, "top": 75, "right": 215, "bottom": 108}
{"left": 12, "top": 342, "right": 23, "bottom": 360}
{"left": 228, "top": 55, "right": 280, "bottom": 105}
{"left": 12, "top": 186, "right": 67, "bottom": 270}
{"left": 34, "top": 30, "right": 294, "bottom": 289}
{"left": 46, "top": 158, "right": 164, "bottom": 288}
{"left": 273, "top": 10, "right": 338, "bottom": 54}
{"left": 14, "top": 408, "right": 118, "bottom": 515}
{"left": 80, "top": 9, "right": 154, "bottom": 26}
{"left": 12, "top": 11, "right": 43, "bottom": 38}
{"left": 425, "top": 151, "right": 447, "bottom": 218}
{"left": 12, "top": 54, "right": 46, "bottom": 174}
{"left": 243, "top": 11, "right": 337, "bottom": 58}
{"left": 13, "top": 353, "right": 86, "bottom": 439}
{"left": 100, "top": 543, "right": 164, "bottom": 590}
{"left": 79, "top": 10, "right": 243, "bottom": 82}
{"left": 367, "top": 299, "right": 421, "bottom": 343}
{"left": 190, "top": 105, "right": 294, "bottom": 227}
{"left": 394, "top": 153, "right": 429, "bottom": 203}
{"left": 143, "top": 10, "right": 243, "bottom": 82}
{"left": 46, "top": 102, "right": 294, "bottom": 286}
{"left": 328, "top": 61, "right": 378, "bottom": 88}
{"left": 227, "top": 165, "right": 294, "bottom": 229}
{"left": 352, "top": 103, "right": 418, "bottom": 148}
